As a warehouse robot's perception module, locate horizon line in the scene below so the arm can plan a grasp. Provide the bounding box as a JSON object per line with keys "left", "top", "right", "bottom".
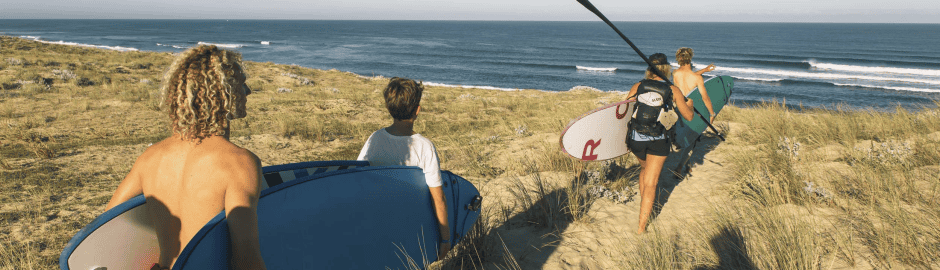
{"left": 1, "top": 19, "right": 938, "bottom": 24}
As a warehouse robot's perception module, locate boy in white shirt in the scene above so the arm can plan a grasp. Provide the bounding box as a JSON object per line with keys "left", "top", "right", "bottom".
{"left": 357, "top": 77, "right": 451, "bottom": 259}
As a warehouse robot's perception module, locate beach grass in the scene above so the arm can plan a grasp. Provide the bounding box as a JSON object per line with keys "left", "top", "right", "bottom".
{"left": 3, "top": 35, "right": 940, "bottom": 269}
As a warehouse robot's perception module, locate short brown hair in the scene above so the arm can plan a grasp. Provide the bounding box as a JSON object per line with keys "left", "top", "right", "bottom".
{"left": 162, "top": 45, "right": 246, "bottom": 141}
{"left": 383, "top": 77, "right": 423, "bottom": 120}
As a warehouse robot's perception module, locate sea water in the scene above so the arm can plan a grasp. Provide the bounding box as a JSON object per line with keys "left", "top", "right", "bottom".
{"left": 1, "top": 20, "right": 938, "bottom": 111}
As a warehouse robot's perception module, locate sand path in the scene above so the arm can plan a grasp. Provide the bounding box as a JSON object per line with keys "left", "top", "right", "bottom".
{"left": 484, "top": 131, "right": 737, "bottom": 269}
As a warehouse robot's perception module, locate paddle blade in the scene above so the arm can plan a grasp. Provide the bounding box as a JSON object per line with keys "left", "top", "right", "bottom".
{"left": 576, "top": 0, "right": 605, "bottom": 19}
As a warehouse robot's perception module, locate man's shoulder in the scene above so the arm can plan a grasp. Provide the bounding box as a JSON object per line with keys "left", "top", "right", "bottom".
{"left": 368, "top": 128, "right": 387, "bottom": 138}
{"left": 193, "top": 137, "right": 260, "bottom": 167}
{"left": 410, "top": 134, "right": 439, "bottom": 157}
{"left": 673, "top": 69, "right": 695, "bottom": 77}
{"left": 411, "top": 133, "right": 435, "bottom": 145}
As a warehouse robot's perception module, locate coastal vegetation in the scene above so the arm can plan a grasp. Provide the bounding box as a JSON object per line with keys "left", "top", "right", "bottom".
{"left": 1, "top": 35, "right": 938, "bottom": 269}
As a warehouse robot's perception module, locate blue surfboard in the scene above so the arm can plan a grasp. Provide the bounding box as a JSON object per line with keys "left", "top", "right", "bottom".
{"left": 60, "top": 161, "right": 482, "bottom": 270}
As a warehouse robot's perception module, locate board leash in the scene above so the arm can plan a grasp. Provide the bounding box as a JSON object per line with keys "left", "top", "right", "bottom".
{"left": 575, "top": 0, "right": 725, "bottom": 141}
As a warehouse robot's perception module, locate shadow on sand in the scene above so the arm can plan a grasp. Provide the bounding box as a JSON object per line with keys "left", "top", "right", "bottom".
{"left": 694, "top": 225, "right": 757, "bottom": 270}
{"left": 482, "top": 172, "right": 598, "bottom": 268}
{"left": 651, "top": 133, "right": 723, "bottom": 221}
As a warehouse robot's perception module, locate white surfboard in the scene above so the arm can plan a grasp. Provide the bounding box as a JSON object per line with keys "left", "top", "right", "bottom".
{"left": 559, "top": 99, "right": 635, "bottom": 161}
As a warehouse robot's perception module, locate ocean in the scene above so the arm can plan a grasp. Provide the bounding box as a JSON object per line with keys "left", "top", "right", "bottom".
{"left": 2, "top": 20, "right": 938, "bottom": 111}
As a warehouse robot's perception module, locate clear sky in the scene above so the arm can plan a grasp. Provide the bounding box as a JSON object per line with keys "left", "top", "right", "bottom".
{"left": 1, "top": 0, "right": 938, "bottom": 23}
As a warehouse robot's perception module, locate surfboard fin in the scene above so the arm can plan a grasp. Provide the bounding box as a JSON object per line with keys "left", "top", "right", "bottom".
{"left": 466, "top": 195, "right": 483, "bottom": 211}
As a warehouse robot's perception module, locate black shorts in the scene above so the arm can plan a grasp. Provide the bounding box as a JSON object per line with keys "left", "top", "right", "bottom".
{"left": 627, "top": 137, "right": 670, "bottom": 160}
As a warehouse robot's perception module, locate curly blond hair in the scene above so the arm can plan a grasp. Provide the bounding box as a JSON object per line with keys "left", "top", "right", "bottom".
{"left": 162, "top": 45, "right": 246, "bottom": 141}
{"left": 676, "top": 47, "right": 694, "bottom": 66}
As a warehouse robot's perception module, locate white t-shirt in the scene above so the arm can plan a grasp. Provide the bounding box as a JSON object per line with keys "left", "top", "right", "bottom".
{"left": 357, "top": 128, "right": 443, "bottom": 187}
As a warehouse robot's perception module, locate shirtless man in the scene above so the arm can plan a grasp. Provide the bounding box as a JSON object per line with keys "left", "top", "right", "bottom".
{"left": 672, "top": 47, "right": 717, "bottom": 123}
{"left": 106, "top": 45, "right": 267, "bottom": 270}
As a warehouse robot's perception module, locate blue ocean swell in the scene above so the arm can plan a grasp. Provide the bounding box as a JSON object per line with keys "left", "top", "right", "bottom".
{"left": 1, "top": 20, "right": 938, "bottom": 110}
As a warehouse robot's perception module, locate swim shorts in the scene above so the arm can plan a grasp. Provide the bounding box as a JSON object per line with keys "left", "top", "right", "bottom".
{"left": 627, "top": 137, "right": 670, "bottom": 160}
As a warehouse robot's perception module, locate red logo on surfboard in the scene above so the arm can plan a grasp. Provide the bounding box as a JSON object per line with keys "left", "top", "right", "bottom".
{"left": 582, "top": 139, "right": 601, "bottom": 160}
{"left": 616, "top": 103, "right": 629, "bottom": 119}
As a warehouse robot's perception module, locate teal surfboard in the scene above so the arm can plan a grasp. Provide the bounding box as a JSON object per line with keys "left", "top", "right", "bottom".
{"left": 673, "top": 76, "right": 734, "bottom": 149}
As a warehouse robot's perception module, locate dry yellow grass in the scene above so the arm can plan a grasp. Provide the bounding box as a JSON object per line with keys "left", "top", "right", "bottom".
{"left": 2, "top": 35, "right": 939, "bottom": 269}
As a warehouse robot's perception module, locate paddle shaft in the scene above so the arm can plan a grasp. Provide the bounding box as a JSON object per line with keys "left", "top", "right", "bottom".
{"left": 575, "top": 0, "right": 725, "bottom": 141}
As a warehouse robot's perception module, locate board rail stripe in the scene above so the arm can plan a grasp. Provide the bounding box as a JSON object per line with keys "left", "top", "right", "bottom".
{"left": 260, "top": 160, "right": 370, "bottom": 189}
{"left": 263, "top": 172, "right": 284, "bottom": 188}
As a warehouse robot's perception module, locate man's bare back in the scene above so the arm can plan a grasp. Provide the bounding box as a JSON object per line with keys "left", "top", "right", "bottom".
{"left": 106, "top": 135, "right": 264, "bottom": 269}
{"left": 673, "top": 66, "right": 701, "bottom": 96}
{"left": 673, "top": 64, "right": 716, "bottom": 123}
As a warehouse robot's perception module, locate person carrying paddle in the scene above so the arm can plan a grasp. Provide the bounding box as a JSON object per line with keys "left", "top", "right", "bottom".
{"left": 357, "top": 77, "right": 452, "bottom": 260}
{"left": 625, "top": 53, "right": 695, "bottom": 234}
{"left": 673, "top": 47, "right": 717, "bottom": 124}
{"left": 106, "top": 45, "right": 267, "bottom": 270}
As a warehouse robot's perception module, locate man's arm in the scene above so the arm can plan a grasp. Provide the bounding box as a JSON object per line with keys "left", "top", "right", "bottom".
{"left": 106, "top": 157, "right": 146, "bottom": 210}
{"left": 224, "top": 152, "right": 267, "bottom": 270}
{"left": 695, "top": 76, "right": 716, "bottom": 123}
{"left": 694, "top": 64, "right": 715, "bottom": 76}
{"left": 356, "top": 134, "right": 373, "bottom": 161}
{"left": 672, "top": 85, "right": 695, "bottom": 121}
{"left": 428, "top": 186, "right": 451, "bottom": 259}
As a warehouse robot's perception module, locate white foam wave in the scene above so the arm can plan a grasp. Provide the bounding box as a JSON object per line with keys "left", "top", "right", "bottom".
{"left": 157, "top": 43, "right": 191, "bottom": 49}
{"left": 807, "top": 61, "right": 940, "bottom": 76}
{"left": 197, "top": 42, "right": 245, "bottom": 48}
{"left": 716, "top": 66, "right": 940, "bottom": 86}
{"left": 21, "top": 36, "right": 138, "bottom": 52}
{"left": 261, "top": 41, "right": 271, "bottom": 45}
{"left": 426, "top": 82, "right": 627, "bottom": 93}
{"left": 734, "top": 76, "right": 785, "bottom": 82}
{"left": 576, "top": 66, "right": 616, "bottom": 72}
{"left": 832, "top": 83, "right": 940, "bottom": 93}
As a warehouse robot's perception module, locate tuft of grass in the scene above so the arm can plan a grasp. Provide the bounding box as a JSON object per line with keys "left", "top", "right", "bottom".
{"left": 0, "top": 239, "right": 39, "bottom": 270}
{"left": 273, "top": 115, "right": 321, "bottom": 142}
{"left": 3, "top": 128, "right": 58, "bottom": 160}
{"left": 745, "top": 206, "right": 824, "bottom": 270}
{"left": 624, "top": 228, "right": 686, "bottom": 270}
{"left": 506, "top": 163, "right": 569, "bottom": 230}
{"left": 0, "top": 158, "right": 11, "bottom": 170}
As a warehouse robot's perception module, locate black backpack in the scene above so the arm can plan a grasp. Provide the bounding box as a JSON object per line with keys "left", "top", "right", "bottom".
{"left": 628, "top": 79, "right": 673, "bottom": 138}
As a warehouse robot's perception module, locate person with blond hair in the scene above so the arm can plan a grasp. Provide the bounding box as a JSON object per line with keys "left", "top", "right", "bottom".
{"left": 106, "top": 45, "right": 267, "bottom": 270}
{"left": 357, "top": 77, "right": 452, "bottom": 259}
{"left": 624, "top": 53, "right": 695, "bottom": 234}
{"left": 673, "top": 47, "right": 717, "bottom": 123}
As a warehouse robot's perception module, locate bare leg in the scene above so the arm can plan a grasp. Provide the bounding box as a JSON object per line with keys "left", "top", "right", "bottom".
{"left": 634, "top": 155, "right": 647, "bottom": 214}
{"left": 637, "top": 153, "right": 667, "bottom": 234}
